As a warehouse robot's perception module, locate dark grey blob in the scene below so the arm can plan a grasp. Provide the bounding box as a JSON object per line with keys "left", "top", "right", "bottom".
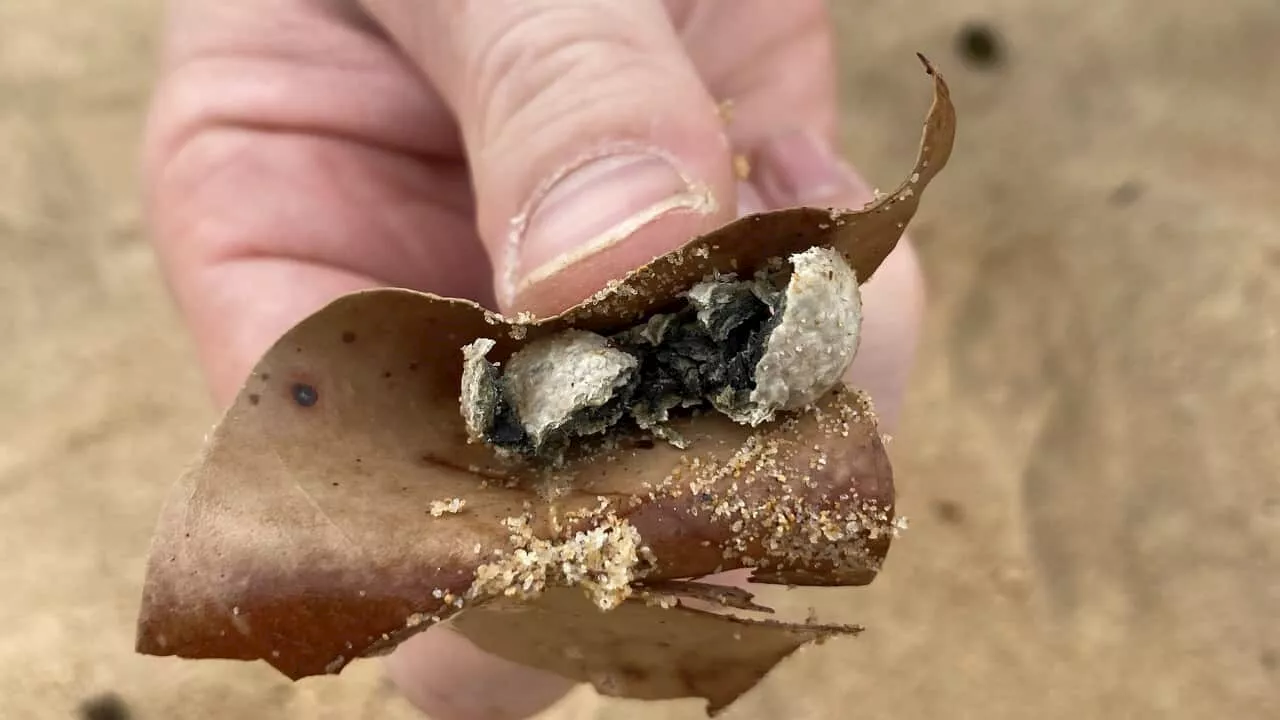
{"left": 686, "top": 279, "right": 766, "bottom": 341}
{"left": 291, "top": 383, "right": 318, "bottom": 407}
{"left": 621, "top": 284, "right": 783, "bottom": 426}
{"left": 956, "top": 21, "right": 1003, "bottom": 69}
{"left": 78, "top": 693, "right": 131, "bottom": 720}
{"left": 486, "top": 396, "right": 529, "bottom": 447}
{"left": 932, "top": 499, "right": 966, "bottom": 525}
{"left": 1109, "top": 180, "right": 1145, "bottom": 206}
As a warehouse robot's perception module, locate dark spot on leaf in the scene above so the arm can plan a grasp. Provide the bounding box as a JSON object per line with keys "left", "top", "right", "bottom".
{"left": 1109, "top": 181, "right": 1145, "bottom": 206}
{"left": 383, "top": 371, "right": 393, "bottom": 379}
{"left": 932, "top": 499, "right": 965, "bottom": 525}
{"left": 332, "top": 482, "right": 340, "bottom": 487}
{"left": 341, "top": 331, "right": 357, "bottom": 344}
{"left": 248, "top": 393, "right": 261, "bottom": 406}
{"left": 956, "top": 21, "right": 1002, "bottom": 69}
{"left": 292, "top": 383, "right": 319, "bottom": 408}
{"left": 295, "top": 346, "right": 303, "bottom": 353}
{"left": 259, "top": 372, "right": 271, "bottom": 381}
{"left": 78, "top": 692, "right": 131, "bottom": 720}
{"left": 409, "top": 362, "right": 420, "bottom": 372}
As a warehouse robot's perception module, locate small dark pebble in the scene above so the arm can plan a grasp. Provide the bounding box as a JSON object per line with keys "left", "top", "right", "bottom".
{"left": 1261, "top": 649, "right": 1278, "bottom": 671}
{"left": 247, "top": 393, "right": 261, "bottom": 406}
{"left": 1109, "top": 181, "right": 1145, "bottom": 206}
{"left": 956, "top": 21, "right": 1003, "bottom": 69}
{"left": 341, "top": 331, "right": 357, "bottom": 344}
{"left": 932, "top": 499, "right": 966, "bottom": 525}
{"left": 78, "top": 693, "right": 131, "bottom": 720}
{"left": 292, "top": 383, "right": 319, "bottom": 407}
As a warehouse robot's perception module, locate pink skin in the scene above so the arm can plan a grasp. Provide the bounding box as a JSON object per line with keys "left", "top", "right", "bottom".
{"left": 144, "top": 1, "right": 924, "bottom": 718}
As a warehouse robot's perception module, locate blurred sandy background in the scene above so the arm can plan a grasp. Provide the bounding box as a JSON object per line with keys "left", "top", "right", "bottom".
{"left": 2, "top": 1, "right": 1278, "bottom": 718}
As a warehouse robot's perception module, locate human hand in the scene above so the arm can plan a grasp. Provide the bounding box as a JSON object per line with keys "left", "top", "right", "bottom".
{"left": 144, "top": 1, "right": 924, "bottom": 717}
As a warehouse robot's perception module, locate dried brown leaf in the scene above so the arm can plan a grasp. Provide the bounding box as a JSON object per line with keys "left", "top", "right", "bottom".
{"left": 134, "top": 56, "right": 955, "bottom": 714}
{"left": 634, "top": 580, "right": 776, "bottom": 614}
{"left": 449, "top": 586, "right": 860, "bottom": 715}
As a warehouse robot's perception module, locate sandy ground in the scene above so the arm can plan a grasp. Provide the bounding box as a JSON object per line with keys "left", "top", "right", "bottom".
{"left": 3, "top": 1, "right": 1278, "bottom": 718}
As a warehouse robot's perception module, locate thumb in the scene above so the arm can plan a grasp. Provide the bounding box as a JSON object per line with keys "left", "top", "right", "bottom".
{"left": 361, "top": 0, "right": 737, "bottom": 315}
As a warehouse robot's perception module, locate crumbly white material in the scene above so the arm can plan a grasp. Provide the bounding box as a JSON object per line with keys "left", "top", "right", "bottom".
{"left": 429, "top": 498, "right": 466, "bottom": 517}
{"left": 503, "top": 330, "right": 637, "bottom": 448}
{"left": 467, "top": 512, "right": 644, "bottom": 611}
{"left": 459, "top": 338, "right": 499, "bottom": 442}
{"left": 739, "top": 246, "right": 862, "bottom": 425}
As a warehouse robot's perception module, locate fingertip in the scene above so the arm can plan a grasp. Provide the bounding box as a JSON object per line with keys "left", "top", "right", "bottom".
{"left": 748, "top": 126, "right": 871, "bottom": 209}
{"left": 845, "top": 237, "right": 926, "bottom": 432}
{"left": 384, "top": 627, "right": 574, "bottom": 720}
{"left": 175, "top": 258, "right": 381, "bottom": 409}
{"left": 507, "top": 147, "right": 725, "bottom": 308}
{"left": 498, "top": 112, "right": 736, "bottom": 317}
{"left": 510, "top": 183, "right": 727, "bottom": 317}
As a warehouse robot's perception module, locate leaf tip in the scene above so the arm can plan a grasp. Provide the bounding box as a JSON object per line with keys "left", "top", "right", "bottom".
{"left": 916, "top": 51, "right": 936, "bottom": 75}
